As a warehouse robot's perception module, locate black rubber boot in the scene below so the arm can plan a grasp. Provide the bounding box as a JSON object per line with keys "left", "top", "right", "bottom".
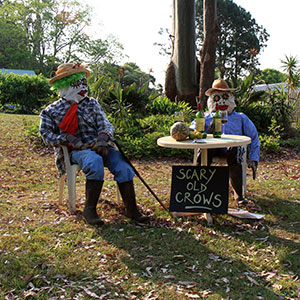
{"left": 83, "top": 180, "right": 104, "bottom": 225}
{"left": 229, "top": 165, "right": 248, "bottom": 205}
{"left": 117, "top": 180, "right": 150, "bottom": 223}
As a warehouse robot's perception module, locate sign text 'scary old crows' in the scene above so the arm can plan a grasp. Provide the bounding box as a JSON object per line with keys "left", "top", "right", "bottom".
{"left": 169, "top": 166, "right": 229, "bottom": 214}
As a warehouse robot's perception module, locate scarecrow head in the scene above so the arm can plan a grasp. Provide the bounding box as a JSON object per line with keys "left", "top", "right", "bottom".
{"left": 49, "top": 63, "right": 91, "bottom": 103}
{"left": 206, "top": 78, "right": 236, "bottom": 114}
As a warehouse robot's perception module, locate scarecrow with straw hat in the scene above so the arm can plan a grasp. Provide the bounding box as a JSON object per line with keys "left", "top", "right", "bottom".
{"left": 191, "top": 78, "right": 260, "bottom": 206}
{"left": 40, "top": 63, "right": 150, "bottom": 225}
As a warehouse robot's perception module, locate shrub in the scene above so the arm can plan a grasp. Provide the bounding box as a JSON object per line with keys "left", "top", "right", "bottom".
{"left": 0, "top": 73, "right": 51, "bottom": 113}
{"left": 146, "top": 96, "right": 194, "bottom": 122}
{"left": 259, "top": 119, "right": 282, "bottom": 152}
{"left": 99, "top": 82, "right": 155, "bottom": 116}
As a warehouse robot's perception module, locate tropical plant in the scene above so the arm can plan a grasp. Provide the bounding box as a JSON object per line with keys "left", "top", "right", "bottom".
{"left": 146, "top": 96, "right": 190, "bottom": 114}
{"left": 264, "top": 87, "right": 294, "bottom": 133}
{"left": 280, "top": 55, "right": 300, "bottom": 109}
{"left": 281, "top": 55, "right": 300, "bottom": 91}
{"left": 228, "top": 74, "right": 270, "bottom": 133}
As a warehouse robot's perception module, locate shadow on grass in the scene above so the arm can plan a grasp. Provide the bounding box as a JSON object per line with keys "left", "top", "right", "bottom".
{"left": 96, "top": 218, "right": 287, "bottom": 300}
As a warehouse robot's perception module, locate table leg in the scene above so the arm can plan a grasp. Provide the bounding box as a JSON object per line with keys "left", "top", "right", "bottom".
{"left": 201, "top": 149, "right": 208, "bottom": 166}
{"left": 193, "top": 149, "right": 208, "bottom": 166}
{"left": 194, "top": 149, "right": 213, "bottom": 225}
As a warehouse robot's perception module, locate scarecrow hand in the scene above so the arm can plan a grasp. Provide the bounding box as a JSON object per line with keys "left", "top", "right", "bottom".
{"left": 91, "top": 133, "right": 110, "bottom": 157}
{"left": 62, "top": 133, "right": 85, "bottom": 150}
{"left": 248, "top": 160, "right": 258, "bottom": 180}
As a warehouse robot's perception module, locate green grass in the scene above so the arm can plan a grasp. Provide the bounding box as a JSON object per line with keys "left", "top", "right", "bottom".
{"left": 1, "top": 113, "right": 300, "bottom": 300}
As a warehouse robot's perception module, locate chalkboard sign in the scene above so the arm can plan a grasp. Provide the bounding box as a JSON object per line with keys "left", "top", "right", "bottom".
{"left": 169, "top": 166, "right": 229, "bottom": 214}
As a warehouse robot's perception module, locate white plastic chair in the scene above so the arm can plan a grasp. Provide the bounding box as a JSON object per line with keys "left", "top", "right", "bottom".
{"left": 58, "top": 145, "right": 121, "bottom": 213}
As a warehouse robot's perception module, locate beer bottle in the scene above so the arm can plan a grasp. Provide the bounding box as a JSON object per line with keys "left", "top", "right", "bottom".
{"left": 213, "top": 103, "right": 221, "bottom": 138}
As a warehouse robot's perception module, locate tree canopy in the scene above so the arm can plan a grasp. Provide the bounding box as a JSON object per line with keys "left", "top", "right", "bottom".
{"left": 255, "top": 68, "right": 287, "bottom": 84}
{"left": 0, "top": 0, "right": 124, "bottom": 76}
{"left": 196, "top": 0, "right": 269, "bottom": 80}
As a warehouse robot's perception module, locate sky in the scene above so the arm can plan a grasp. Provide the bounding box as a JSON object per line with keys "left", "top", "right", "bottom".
{"left": 84, "top": 0, "right": 300, "bottom": 86}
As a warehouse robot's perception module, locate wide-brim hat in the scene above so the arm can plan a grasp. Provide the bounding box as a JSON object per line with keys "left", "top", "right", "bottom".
{"left": 205, "top": 78, "right": 235, "bottom": 96}
{"left": 49, "top": 62, "right": 90, "bottom": 85}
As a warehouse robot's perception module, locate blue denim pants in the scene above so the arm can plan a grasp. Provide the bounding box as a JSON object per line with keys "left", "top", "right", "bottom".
{"left": 71, "top": 147, "right": 135, "bottom": 183}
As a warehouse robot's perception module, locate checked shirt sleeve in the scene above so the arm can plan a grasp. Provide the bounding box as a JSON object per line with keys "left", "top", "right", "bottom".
{"left": 39, "top": 108, "right": 65, "bottom": 147}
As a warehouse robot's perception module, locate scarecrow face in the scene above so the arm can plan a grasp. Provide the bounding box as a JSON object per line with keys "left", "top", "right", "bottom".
{"left": 207, "top": 91, "right": 236, "bottom": 114}
{"left": 59, "top": 76, "right": 89, "bottom": 103}
{"left": 70, "top": 76, "right": 88, "bottom": 98}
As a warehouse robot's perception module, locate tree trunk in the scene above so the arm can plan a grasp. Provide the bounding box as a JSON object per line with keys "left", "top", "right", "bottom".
{"left": 199, "top": 0, "right": 219, "bottom": 109}
{"left": 165, "top": 0, "right": 198, "bottom": 107}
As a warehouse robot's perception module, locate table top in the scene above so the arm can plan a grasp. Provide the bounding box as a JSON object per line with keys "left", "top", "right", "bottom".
{"left": 157, "top": 134, "right": 251, "bottom": 150}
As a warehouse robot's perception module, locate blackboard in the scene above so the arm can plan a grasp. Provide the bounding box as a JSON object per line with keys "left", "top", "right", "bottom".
{"left": 169, "top": 166, "right": 229, "bottom": 214}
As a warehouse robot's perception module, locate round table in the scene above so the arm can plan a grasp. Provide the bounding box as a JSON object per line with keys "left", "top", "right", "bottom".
{"left": 157, "top": 134, "right": 251, "bottom": 223}
{"left": 157, "top": 134, "right": 251, "bottom": 166}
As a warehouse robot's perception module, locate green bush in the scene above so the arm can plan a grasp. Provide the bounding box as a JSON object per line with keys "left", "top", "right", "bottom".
{"left": 146, "top": 96, "right": 194, "bottom": 123}
{"left": 111, "top": 113, "right": 192, "bottom": 158}
{"left": 280, "top": 137, "right": 300, "bottom": 148}
{"left": 259, "top": 119, "right": 282, "bottom": 152}
{"left": 99, "top": 82, "right": 155, "bottom": 116}
{"left": 0, "top": 73, "right": 51, "bottom": 113}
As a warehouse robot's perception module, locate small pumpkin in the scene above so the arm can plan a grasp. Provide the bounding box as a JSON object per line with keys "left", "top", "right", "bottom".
{"left": 170, "top": 122, "right": 189, "bottom": 141}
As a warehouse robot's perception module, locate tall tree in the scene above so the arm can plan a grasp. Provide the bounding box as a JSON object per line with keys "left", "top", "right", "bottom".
{"left": 159, "top": 0, "right": 269, "bottom": 96}
{"left": 199, "top": 0, "right": 219, "bottom": 109}
{"left": 196, "top": 0, "right": 269, "bottom": 80}
{"left": 165, "top": 0, "right": 198, "bottom": 107}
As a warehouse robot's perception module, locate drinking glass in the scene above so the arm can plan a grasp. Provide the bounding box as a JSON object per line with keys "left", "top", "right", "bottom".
{"left": 220, "top": 110, "right": 228, "bottom": 136}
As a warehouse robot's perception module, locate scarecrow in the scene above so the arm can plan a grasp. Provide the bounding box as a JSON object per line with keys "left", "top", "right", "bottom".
{"left": 191, "top": 78, "right": 260, "bottom": 205}
{"left": 40, "top": 63, "right": 149, "bottom": 225}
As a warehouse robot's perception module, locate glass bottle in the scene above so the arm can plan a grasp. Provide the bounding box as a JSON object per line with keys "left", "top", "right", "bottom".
{"left": 213, "top": 103, "right": 221, "bottom": 138}
{"left": 195, "top": 101, "right": 205, "bottom": 133}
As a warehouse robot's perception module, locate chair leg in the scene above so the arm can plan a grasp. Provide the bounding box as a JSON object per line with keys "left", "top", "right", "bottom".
{"left": 58, "top": 175, "right": 66, "bottom": 206}
{"left": 66, "top": 166, "right": 77, "bottom": 214}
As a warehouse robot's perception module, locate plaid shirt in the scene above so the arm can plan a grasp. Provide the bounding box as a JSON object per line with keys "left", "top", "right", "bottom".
{"left": 40, "top": 97, "right": 114, "bottom": 176}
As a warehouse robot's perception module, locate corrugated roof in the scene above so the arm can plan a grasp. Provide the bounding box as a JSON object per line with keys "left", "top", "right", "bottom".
{"left": 0, "top": 69, "right": 36, "bottom": 76}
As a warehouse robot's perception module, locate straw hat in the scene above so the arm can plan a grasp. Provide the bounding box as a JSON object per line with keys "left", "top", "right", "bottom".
{"left": 205, "top": 78, "right": 235, "bottom": 96}
{"left": 49, "top": 62, "right": 90, "bottom": 85}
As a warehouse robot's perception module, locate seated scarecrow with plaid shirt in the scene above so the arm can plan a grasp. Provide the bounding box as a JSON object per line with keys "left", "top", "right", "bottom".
{"left": 40, "top": 63, "right": 149, "bottom": 225}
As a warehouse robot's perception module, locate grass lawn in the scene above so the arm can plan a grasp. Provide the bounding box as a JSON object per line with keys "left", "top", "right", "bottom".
{"left": 0, "top": 113, "right": 300, "bottom": 300}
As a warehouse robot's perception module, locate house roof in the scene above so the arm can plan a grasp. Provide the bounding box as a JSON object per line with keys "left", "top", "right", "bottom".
{"left": 0, "top": 68, "right": 36, "bottom": 76}
{"left": 252, "top": 82, "right": 299, "bottom": 99}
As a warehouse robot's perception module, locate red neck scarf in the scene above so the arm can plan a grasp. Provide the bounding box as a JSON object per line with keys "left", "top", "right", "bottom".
{"left": 58, "top": 104, "right": 78, "bottom": 135}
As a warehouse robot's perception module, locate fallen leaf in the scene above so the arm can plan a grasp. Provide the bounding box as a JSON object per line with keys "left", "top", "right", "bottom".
{"left": 185, "top": 293, "right": 200, "bottom": 298}
{"left": 246, "top": 275, "right": 259, "bottom": 285}
{"left": 83, "top": 288, "right": 102, "bottom": 299}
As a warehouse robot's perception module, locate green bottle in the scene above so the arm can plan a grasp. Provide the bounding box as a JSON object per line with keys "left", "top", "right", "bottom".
{"left": 213, "top": 103, "right": 221, "bottom": 138}
{"left": 195, "top": 101, "right": 205, "bottom": 133}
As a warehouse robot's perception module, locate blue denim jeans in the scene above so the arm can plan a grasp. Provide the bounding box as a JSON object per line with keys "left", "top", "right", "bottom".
{"left": 71, "top": 147, "right": 135, "bottom": 183}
